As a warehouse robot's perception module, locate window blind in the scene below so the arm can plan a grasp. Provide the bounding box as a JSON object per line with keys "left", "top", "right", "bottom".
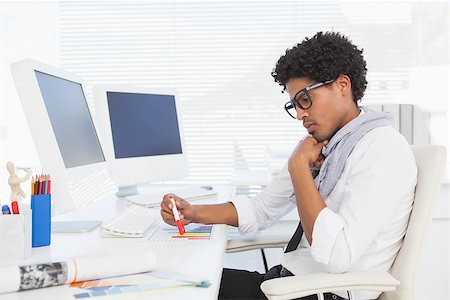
{"left": 58, "top": 1, "right": 421, "bottom": 185}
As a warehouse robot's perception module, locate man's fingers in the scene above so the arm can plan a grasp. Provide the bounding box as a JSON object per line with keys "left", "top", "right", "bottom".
{"left": 161, "top": 201, "right": 172, "bottom": 214}
{"left": 161, "top": 197, "right": 172, "bottom": 211}
{"left": 162, "top": 193, "right": 187, "bottom": 210}
{"left": 161, "top": 209, "right": 175, "bottom": 224}
{"left": 162, "top": 193, "right": 179, "bottom": 209}
{"left": 176, "top": 198, "right": 187, "bottom": 209}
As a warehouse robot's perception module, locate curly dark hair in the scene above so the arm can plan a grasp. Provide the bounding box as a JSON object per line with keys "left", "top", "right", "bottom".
{"left": 271, "top": 31, "right": 367, "bottom": 103}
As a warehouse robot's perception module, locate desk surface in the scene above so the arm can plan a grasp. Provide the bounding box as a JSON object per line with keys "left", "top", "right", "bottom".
{"left": 1, "top": 186, "right": 233, "bottom": 300}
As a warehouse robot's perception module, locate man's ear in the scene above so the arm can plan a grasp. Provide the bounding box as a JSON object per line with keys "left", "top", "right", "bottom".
{"left": 335, "top": 74, "right": 352, "bottom": 97}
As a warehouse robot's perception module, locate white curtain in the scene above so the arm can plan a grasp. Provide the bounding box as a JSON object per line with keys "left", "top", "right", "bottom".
{"left": 58, "top": 1, "right": 449, "bottom": 184}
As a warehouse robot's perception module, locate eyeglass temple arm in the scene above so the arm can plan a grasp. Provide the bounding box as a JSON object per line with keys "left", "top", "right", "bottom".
{"left": 306, "top": 79, "right": 334, "bottom": 91}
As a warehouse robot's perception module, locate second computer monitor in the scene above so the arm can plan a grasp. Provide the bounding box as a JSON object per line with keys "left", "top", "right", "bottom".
{"left": 93, "top": 86, "right": 188, "bottom": 196}
{"left": 11, "top": 59, "right": 113, "bottom": 213}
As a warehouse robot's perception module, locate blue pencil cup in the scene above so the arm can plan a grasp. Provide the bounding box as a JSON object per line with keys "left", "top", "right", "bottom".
{"left": 31, "top": 194, "right": 51, "bottom": 247}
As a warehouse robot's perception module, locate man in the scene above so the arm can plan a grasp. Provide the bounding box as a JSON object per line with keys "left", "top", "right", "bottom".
{"left": 160, "top": 32, "right": 417, "bottom": 300}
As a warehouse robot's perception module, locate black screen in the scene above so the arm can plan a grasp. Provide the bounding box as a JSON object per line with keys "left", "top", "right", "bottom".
{"left": 106, "top": 92, "right": 182, "bottom": 159}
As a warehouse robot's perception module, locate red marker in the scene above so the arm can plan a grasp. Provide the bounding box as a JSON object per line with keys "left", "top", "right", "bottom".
{"left": 11, "top": 201, "right": 20, "bottom": 214}
{"left": 170, "top": 197, "right": 185, "bottom": 235}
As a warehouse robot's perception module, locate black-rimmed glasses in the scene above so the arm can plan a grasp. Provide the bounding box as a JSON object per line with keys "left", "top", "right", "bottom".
{"left": 284, "top": 80, "right": 334, "bottom": 119}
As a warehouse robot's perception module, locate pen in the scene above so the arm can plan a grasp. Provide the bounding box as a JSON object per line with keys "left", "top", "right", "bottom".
{"left": 2, "top": 205, "right": 11, "bottom": 214}
{"left": 34, "top": 175, "right": 38, "bottom": 194}
{"left": 38, "top": 176, "right": 43, "bottom": 195}
{"left": 42, "top": 175, "right": 47, "bottom": 195}
{"left": 170, "top": 197, "right": 185, "bottom": 235}
{"left": 47, "top": 175, "right": 51, "bottom": 194}
{"left": 11, "top": 201, "right": 20, "bottom": 214}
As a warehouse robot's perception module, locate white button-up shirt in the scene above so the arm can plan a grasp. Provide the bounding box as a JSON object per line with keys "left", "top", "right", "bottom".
{"left": 230, "top": 125, "right": 417, "bottom": 299}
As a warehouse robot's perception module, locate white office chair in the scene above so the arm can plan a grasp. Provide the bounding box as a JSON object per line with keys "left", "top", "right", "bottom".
{"left": 228, "top": 145, "right": 447, "bottom": 300}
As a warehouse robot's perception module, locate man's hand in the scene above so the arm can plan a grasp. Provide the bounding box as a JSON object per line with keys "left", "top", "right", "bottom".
{"left": 160, "top": 194, "right": 196, "bottom": 226}
{"left": 288, "top": 136, "right": 328, "bottom": 171}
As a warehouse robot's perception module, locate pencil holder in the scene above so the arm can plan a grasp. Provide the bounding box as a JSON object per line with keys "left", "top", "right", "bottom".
{"left": 0, "top": 211, "right": 32, "bottom": 260}
{"left": 31, "top": 194, "right": 51, "bottom": 247}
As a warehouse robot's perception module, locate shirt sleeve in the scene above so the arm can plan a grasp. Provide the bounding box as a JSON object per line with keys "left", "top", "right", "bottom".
{"left": 230, "top": 163, "right": 296, "bottom": 235}
{"left": 310, "top": 207, "right": 349, "bottom": 269}
{"left": 310, "top": 129, "right": 417, "bottom": 272}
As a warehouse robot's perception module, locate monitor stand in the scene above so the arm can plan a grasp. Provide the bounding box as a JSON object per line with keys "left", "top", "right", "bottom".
{"left": 116, "top": 185, "right": 139, "bottom": 198}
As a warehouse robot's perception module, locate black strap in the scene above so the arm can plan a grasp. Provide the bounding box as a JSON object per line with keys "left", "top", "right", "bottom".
{"left": 284, "top": 221, "right": 304, "bottom": 253}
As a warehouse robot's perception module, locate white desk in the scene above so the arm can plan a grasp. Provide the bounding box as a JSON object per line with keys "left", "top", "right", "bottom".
{"left": 1, "top": 186, "right": 232, "bottom": 300}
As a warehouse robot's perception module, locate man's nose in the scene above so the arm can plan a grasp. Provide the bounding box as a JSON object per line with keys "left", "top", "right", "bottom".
{"left": 296, "top": 107, "right": 309, "bottom": 120}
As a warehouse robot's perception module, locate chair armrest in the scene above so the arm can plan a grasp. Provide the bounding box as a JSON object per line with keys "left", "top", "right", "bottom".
{"left": 226, "top": 220, "right": 297, "bottom": 253}
{"left": 260, "top": 271, "right": 400, "bottom": 300}
{"left": 226, "top": 235, "right": 290, "bottom": 253}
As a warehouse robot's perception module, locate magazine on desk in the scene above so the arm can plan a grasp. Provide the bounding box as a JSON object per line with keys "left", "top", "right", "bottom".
{"left": 0, "top": 252, "right": 156, "bottom": 294}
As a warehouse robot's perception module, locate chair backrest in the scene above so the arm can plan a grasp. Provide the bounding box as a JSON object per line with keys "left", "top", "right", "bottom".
{"left": 379, "top": 145, "right": 446, "bottom": 300}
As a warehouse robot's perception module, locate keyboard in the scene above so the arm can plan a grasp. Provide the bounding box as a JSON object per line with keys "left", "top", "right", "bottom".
{"left": 125, "top": 186, "right": 217, "bottom": 207}
{"left": 101, "top": 205, "right": 161, "bottom": 237}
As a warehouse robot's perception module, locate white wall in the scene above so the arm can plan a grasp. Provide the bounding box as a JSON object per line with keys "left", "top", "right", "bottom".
{"left": 0, "top": 1, "right": 60, "bottom": 198}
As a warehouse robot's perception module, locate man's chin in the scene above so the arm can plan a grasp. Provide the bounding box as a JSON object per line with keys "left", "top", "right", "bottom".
{"left": 310, "top": 132, "right": 322, "bottom": 141}
{"left": 312, "top": 133, "right": 329, "bottom": 143}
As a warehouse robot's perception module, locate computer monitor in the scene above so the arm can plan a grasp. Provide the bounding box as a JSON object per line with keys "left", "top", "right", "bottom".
{"left": 11, "top": 59, "right": 115, "bottom": 213}
{"left": 93, "top": 85, "right": 188, "bottom": 197}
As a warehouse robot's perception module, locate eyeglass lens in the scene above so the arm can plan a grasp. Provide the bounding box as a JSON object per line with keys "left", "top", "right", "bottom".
{"left": 285, "top": 91, "right": 311, "bottom": 118}
{"left": 295, "top": 91, "right": 311, "bottom": 109}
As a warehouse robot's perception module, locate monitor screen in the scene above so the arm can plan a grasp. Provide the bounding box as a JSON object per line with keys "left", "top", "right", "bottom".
{"left": 106, "top": 92, "right": 183, "bottom": 159}
{"left": 35, "top": 71, "right": 105, "bottom": 168}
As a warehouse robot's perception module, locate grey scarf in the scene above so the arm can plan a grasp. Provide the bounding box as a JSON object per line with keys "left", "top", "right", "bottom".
{"left": 311, "top": 106, "right": 393, "bottom": 199}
